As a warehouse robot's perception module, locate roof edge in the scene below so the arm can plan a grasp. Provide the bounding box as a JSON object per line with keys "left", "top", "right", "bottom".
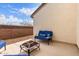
{"left": 31, "top": 3, "right": 46, "bottom": 18}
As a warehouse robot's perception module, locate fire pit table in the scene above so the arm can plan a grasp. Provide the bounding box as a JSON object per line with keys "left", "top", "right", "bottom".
{"left": 20, "top": 40, "right": 40, "bottom": 56}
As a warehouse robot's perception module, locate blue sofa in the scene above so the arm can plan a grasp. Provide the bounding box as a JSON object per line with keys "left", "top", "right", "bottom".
{"left": 35, "top": 31, "right": 53, "bottom": 45}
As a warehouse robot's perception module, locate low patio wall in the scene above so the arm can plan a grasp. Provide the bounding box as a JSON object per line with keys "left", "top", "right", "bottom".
{"left": 0, "top": 25, "right": 33, "bottom": 39}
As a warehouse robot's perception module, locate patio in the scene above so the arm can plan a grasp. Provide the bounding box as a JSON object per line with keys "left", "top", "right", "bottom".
{"left": 0, "top": 36, "right": 79, "bottom": 56}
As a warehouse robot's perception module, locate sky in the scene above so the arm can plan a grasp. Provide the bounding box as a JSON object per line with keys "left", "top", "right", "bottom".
{"left": 0, "top": 3, "right": 41, "bottom": 26}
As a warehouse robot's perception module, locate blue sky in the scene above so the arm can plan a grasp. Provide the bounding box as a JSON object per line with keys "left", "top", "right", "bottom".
{"left": 0, "top": 3, "right": 41, "bottom": 26}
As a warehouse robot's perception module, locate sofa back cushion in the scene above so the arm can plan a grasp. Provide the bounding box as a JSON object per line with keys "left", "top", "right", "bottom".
{"left": 38, "top": 31, "right": 53, "bottom": 37}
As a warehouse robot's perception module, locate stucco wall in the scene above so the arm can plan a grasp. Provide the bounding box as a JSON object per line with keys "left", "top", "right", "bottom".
{"left": 33, "top": 3, "right": 77, "bottom": 44}
{"left": 76, "top": 4, "right": 79, "bottom": 47}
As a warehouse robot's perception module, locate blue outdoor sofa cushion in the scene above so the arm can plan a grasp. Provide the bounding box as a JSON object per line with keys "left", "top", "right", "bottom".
{"left": 35, "top": 30, "right": 53, "bottom": 40}
{"left": 0, "top": 40, "right": 6, "bottom": 49}
{"left": 3, "top": 54, "right": 28, "bottom": 56}
{"left": 38, "top": 31, "right": 52, "bottom": 37}
{"left": 35, "top": 36, "right": 51, "bottom": 40}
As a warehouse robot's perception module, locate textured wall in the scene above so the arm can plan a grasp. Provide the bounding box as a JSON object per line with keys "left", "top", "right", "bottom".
{"left": 33, "top": 3, "right": 77, "bottom": 44}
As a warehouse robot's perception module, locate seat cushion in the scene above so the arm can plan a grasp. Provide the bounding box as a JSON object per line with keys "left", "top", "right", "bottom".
{"left": 3, "top": 54, "right": 28, "bottom": 56}
{"left": 35, "top": 36, "right": 50, "bottom": 40}
{"left": 0, "top": 40, "right": 6, "bottom": 48}
{"left": 39, "top": 34, "right": 46, "bottom": 37}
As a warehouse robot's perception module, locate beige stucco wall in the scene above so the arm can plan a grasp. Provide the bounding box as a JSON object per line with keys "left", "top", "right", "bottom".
{"left": 77, "top": 4, "right": 79, "bottom": 47}
{"left": 33, "top": 3, "right": 77, "bottom": 44}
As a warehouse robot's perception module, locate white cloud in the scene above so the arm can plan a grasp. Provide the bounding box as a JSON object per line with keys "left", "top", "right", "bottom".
{"left": 7, "top": 15, "right": 23, "bottom": 22}
{"left": 6, "top": 15, "right": 24, "bottom": 25}
{"left": 0, "top": 14, "right": 33, "bottom": 26}
{"left": 7, "top": 5, "right": 18, "bottom": 11}
{"left": 23, "top": 19, "right": 33, "bottom": 26}
{"left": 19, "top": 7, "right": 38, "bottom": 15}
{"left": 2, "top": 4, "right": 39, "bottom": 16}
{"left": 0, "top": 14, "right": 7, "bottom": 24}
